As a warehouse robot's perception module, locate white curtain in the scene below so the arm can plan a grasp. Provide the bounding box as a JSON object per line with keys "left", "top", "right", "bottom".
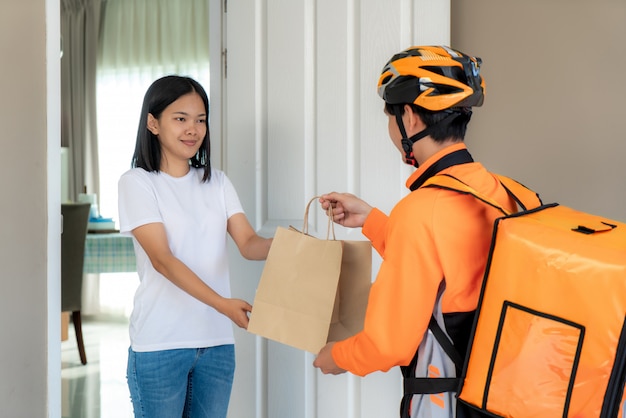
{"left": 61, "top": 0, "right": 104, "bottom": 201}
{"left": 99, "top": 0, "right": 211, "bottom": 75}
{"left": 86, "top": 0, "right": 211, "bottom": 318}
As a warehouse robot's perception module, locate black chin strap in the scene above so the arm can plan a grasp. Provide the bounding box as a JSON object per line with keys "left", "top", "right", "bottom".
{"left": 393, "top": 109, "right": 418, "bottom": 167}
{"left": 393, "top": 107, "right": 465, "bottom": 168}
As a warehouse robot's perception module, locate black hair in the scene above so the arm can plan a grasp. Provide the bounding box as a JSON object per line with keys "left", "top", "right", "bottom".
{"left": 385, "top": 102, "right": 472, "bottom": 143}
{"left": 132, "top": 75, "right": 212, "bottom": 182}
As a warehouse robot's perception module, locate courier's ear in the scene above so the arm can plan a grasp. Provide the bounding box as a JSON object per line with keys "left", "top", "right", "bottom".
{"left": 404, "top": 104, "right": 426, "bottom": 134}
{"left": 147, "top": 113, "right": 159, "bottom": 135}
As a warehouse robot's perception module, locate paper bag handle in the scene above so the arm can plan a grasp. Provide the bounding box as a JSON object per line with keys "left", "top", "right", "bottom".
{"left": 303, "top": 196, "right": 336, "bottom": 240}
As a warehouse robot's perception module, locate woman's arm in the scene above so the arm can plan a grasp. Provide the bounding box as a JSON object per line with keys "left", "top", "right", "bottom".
{"left": 227, "top": 213, "right": 272, "bottom": 260}
{"left": 132, "top": 222, "right": 252, "bottom": 328}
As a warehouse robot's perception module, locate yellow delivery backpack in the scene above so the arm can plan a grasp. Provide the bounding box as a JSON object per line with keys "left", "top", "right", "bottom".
{"left": 422, "top": 174, "right": 626, "bottom": 418}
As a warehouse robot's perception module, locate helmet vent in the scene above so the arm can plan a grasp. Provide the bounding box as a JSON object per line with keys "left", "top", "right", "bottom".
{"left": 380, "top": 74, "right": 393, "bottom": 85}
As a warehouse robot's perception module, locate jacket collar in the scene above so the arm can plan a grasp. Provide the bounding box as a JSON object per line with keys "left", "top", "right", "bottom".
{"left": 405, "top": 143, "right": 473, "bottom": 191}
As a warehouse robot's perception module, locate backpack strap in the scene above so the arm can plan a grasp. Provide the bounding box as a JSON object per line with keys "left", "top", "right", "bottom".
{"left": 421, "top": 173, "right": 542, "bottom": 215}
{"left": 402, "top": 320, "right": 465, "bottom": 397}
{"left": 494, "top": 174, "right": 543, "bottom": 211}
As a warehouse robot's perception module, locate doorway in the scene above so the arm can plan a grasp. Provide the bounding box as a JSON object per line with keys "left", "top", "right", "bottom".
{"left": 57, "top": 1, "right": 223, "bottom": 416}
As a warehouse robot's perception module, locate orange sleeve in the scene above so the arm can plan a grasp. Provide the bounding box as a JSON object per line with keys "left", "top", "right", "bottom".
{"left": 332, "top": 194, "right": 444, "bottom": 376}
{"left": 362, "top": 208, "right": 388, "bottom": 257}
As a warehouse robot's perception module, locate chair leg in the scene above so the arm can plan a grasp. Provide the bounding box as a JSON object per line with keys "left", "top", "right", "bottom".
{"left": 71, "top": 311, "right": 87, "bottom": 365}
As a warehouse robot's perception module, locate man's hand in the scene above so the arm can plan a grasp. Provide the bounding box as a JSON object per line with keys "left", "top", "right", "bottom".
{"left": 313, "top": 342, "right": 347, "bottom": 375}
{"left": 319, "top": 193, "right": 373, "bottom": 228}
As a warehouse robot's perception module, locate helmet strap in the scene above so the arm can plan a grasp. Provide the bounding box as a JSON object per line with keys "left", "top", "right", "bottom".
{"left": 393, "top": 106, "right": 462, "bottom": 168}
{"left": 393, "top": 105, "right": 419, "bottom": 167}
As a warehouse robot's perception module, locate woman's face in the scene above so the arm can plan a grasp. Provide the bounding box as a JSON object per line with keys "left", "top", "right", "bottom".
{"left": 147, "top": 92, "right": 207, "bottom": 173}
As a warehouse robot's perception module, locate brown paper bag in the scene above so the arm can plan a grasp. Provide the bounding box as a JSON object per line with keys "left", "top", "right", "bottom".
{"left": 248, "top": 197, "right": 372, "bottom": 353}
{"left": 326, "top": 240, "right": 371, "bottom": 343}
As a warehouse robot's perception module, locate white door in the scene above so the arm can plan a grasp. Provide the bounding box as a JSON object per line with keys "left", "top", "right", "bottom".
{"left": 220, "top": 1, "right": 451, "bottom": 417}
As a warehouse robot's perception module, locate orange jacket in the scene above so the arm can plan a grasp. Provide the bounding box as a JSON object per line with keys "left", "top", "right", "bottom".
{"left": 332, "top": 143, "right": 519, "bottom": 376}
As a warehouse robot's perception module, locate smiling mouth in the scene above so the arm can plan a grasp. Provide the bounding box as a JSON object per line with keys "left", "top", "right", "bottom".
{"left": 181, "top": 140, "right": 198, "bottom": 146}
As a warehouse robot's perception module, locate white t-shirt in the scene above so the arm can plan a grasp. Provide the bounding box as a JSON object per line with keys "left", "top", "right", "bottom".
{"left": 118, "top": 167, "right": 244, "bottom": 352}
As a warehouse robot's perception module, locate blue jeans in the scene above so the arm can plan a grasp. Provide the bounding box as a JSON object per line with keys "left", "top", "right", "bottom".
{"left": 127, "top": 345, "right": 235, "bottom": 418}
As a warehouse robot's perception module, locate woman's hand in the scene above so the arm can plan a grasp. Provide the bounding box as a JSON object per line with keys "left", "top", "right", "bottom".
{"left": 216, "top": 297, "right": 253, "bottom": 329}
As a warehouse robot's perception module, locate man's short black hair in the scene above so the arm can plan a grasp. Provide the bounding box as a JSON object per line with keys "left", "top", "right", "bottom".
{"left": 385, "top": 102, "right": 472, "bottom": 143}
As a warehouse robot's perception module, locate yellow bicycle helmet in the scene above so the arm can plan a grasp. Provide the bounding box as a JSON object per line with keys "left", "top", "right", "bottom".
{"left": 378, "top": 45, "right": 485, "bottom": 111}
{"left": 378, "top": 46, "right": 485, "bottom": 167}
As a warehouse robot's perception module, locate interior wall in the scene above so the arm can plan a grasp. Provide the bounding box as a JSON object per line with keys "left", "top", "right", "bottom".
{"left": 451, "top": 0, "right": 626, "bottom": 222}
{"left": 0, "top": 0, "right": 58, "bottom": 417}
